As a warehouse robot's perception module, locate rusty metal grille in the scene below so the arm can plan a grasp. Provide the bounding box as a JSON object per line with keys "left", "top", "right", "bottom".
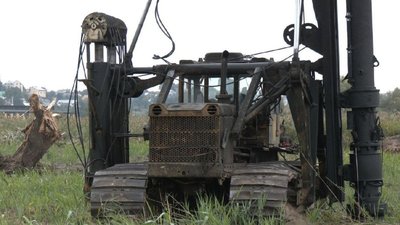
{"left": 149, "top": 116, "right": 219, "bottom": 162}
{"left": 149, "top": 147, "right": 218, "bottom": 162}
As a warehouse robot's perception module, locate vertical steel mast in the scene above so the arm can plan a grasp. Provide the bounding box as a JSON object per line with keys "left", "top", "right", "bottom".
{"left": 81, "top": 13, "right": 130, "bottom": 188}
{"left": 343, "top": 0, "right": 386, "bottom": 217}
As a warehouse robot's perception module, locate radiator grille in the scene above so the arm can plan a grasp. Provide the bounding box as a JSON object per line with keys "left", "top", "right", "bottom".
{"left": 149, "top": 116, "right": 220, "bottom": 163}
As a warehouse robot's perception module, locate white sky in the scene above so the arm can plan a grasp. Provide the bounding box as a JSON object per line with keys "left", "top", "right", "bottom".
{"left": 0, "top": 0, "right": 398, "bottom": 93}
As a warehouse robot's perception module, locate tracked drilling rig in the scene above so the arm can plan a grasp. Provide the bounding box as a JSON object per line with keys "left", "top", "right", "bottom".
{"left": 77, "top": 0, "right": 386, "bottom": 218}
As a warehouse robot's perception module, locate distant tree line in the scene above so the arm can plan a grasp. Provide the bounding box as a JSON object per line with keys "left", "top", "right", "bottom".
{"left": 2, "top": 79, "right": 400, "bottom": 115}
{"left": 380, "top": 88, "right": 400, "bottom": 112}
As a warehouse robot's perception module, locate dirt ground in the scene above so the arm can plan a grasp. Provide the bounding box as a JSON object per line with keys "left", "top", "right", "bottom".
{"left": 383, "top": 135, "right": 400, "bottom": 153}
{"left": 285, "top": 204, "right": 310, "bottom": 225}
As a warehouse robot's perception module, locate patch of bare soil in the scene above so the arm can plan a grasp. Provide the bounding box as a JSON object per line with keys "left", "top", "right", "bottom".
{"left": 47, "top": 163, "right": 83, "bottom": 172}
{"left": 285, "top": 204, "right": 310, "bottom": 225}
{"left": 383, "top": 135, "right": 400, "bottom": 153}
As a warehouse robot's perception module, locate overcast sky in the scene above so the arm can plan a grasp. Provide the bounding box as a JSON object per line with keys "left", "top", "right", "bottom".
{"left": 0, "top": 0, "right": 397, "bottom": 93}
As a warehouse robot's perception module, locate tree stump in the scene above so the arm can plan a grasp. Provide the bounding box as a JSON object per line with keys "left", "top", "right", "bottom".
{"left": 0, "top": 94, "right": 61, "bottom": 173}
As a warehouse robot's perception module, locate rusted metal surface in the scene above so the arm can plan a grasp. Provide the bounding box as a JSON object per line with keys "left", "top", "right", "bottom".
{"left": 81, "top": 0, "right": 385, "bottom": 216}
{"left": 90, "top": 163, "right": 148, "bottom": 217}
{"left": 148, "top": 104, "right": 234, "bottom": 167}
{"left": 229, "top": 162, "right": 299, "bottom": 216}
{"left": 231, "top": 67, "right": 263, "bottom": 137}
{"left": 149, "top": 115, "right": 219, "bottom": 163}
{"left": 286, "top": 66, "right": 315, "bottom": 206}
{"left": 125, "top": 61, "right": 289, "bottom": 76}
{"left": 82, "top": 12, "right": 127, "bottom": 45}
{"left": 148, "top": 162, "right": 224, "bottom": 177}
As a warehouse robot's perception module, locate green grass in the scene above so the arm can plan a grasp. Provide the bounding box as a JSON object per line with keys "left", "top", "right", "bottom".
{"left": 141, "top": 196, "right": 284, "bottom": 225}
{"left": 0, "top": 170, "right": 91, "bottom": 225}
{"left": 380, "top": 153, "right": 400, "bottom": 223}
{"left": 379, "top": 111, "right": 400, "bottom": 137}
{"left": 1, "top": 114, "right": 400, "bottom": 224}
{"left": 1, "top": 152, "right": 398, "bottom": 224}
{"left": 0, "top": 170, "right": 284, "bottom": 225}
{"left": 306, "top": 152, "right": 400, "bottom": 225}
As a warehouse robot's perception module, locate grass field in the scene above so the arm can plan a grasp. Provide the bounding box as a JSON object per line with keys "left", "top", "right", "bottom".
{"left": 0, "top": 113, "right": 399, "bottom": 224}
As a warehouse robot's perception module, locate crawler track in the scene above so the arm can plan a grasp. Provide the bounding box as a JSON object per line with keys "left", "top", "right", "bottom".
{"left": 90, "top": 162, "right": 298, "bottom": 217}
{"left": 90, "top": 163, "right": 148, "bottom": 217}
{"left": 229, "top": 162, "right": 299, "bottom": 216}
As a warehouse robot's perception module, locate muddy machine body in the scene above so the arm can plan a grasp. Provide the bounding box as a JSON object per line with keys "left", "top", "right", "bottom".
{"left": 80, "top": 0, "right": 385, "bottom": 218}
